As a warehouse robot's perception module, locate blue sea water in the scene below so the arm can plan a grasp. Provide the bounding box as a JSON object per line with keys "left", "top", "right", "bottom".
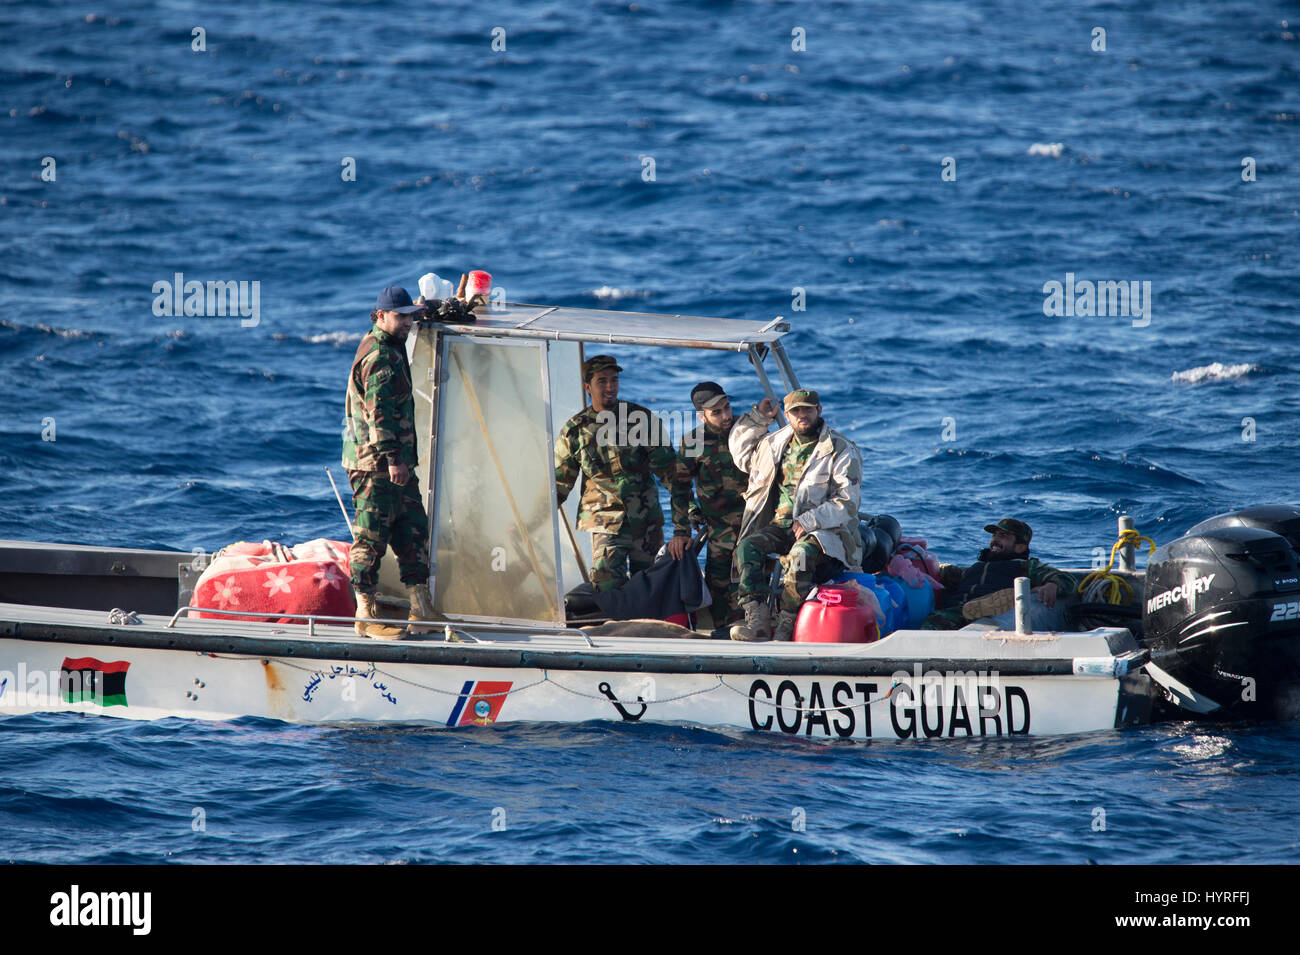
{"left": 1, "top": 0, "right": 1297, "bottom": 864}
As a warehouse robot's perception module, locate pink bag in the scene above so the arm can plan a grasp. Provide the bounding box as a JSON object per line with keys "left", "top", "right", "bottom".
{"left": 890, "top": 538, "right": 944, "bottom": 592}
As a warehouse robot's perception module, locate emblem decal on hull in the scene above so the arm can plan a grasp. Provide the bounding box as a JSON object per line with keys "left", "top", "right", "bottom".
{"left": 448, "top": 680, "right": 512, "bottom": 726}
{"left": 598, "top": 681, "right": 647, "bottom": 722}
{"left": 60, "top": 657, "right": 130, "bottom": 707}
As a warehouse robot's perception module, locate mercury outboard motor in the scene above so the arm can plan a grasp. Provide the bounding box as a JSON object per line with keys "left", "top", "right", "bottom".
{"left": 1184, "top": 504, "right": 1300, "bottom": 553}
{"left": 1143, "top": 505, "right": 1300, "bottom": 719}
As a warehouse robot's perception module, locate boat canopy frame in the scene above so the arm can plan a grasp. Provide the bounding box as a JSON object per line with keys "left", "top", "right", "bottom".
{"left": 409, "top": 301, "right": 799, "bottom": 631}
{"left": 432, "top": 299, "right": 801, "bottom": 438}
{"left": 434, "top": 302, "right": 793, "bottom": 353}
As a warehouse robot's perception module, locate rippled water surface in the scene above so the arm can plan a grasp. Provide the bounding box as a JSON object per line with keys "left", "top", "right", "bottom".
{"left": 1, "top": 0, "right": 1297, "bottom": 863}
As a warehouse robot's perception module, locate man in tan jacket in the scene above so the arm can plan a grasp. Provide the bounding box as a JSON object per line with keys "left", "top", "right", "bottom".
{"left": 728, "top": 389, "right": 864, "bottom": 641}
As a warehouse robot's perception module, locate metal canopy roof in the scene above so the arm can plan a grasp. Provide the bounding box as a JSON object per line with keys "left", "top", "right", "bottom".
{"left": 434, "top": 302, "right": 790, "bottom": 351}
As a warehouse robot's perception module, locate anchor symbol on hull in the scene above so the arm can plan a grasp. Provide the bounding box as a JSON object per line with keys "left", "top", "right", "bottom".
{"left": 598, "top": 681, "right": 647, "bottom": 722}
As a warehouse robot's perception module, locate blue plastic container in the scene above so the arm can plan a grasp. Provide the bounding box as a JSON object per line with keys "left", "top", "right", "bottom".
{"left": 879, "top": 574, "right": 936, "bottom": 629}
{"left": 831, "top": 571, "right": 905, "bottom": 636}
{"left": 874, "top": 576, "right": 907, "bottom": 632}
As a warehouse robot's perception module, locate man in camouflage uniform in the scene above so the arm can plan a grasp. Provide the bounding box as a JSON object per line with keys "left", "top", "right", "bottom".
{"left": 729, "top": 389, "right": 864, "bottom": 642}
{"left": 921, "top": 518, "right": 1077, "bottom": 630}
{"left": 667, "top": 382, "right": 746, "bottom": 629}
{"left": 555, "top": 355, "right": 677, "bottom": 592}
{"left": 342, "top": 285, "right": 435, "bottom": 639}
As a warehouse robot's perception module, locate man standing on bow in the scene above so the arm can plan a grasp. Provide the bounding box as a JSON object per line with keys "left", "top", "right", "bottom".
{"left": 729, "top": 389, "right": 864, "bottom": 642}
{"left": 341, "top": 285, "right": 436, "bottom": 639}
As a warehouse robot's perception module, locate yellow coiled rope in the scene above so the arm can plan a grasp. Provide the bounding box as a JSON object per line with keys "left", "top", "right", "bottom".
{"left": 1077, "top": 528, "right": 1156, "bottom": 605}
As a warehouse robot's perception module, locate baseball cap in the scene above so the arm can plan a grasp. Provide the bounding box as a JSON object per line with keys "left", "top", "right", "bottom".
{"left": 783, "top": 388, "right": 820, "bottom": 412}
{"left": 984, "top": 518, "right": 1032, "bottom": 544}
{"left": 376, "top": 285, "right": 423, "bottom": 314}
{"left": 691, "top": 381, "right": 731, "bottom": 411}
{"left": 583, "top": 354, "right": 622, "bottom": 381}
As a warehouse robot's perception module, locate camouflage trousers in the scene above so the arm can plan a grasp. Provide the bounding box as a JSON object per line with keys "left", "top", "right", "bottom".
{"left": 703, "top": 523, "right": 741, "bottom": 625}
{"left": 590, "top": 521, "right": 664, "bottom": 592}
{"left": 347, "top": 469, "right": 429, "bottom": 592}
{"left": 920, "top": 607, "right": 965, "bottom": 630}
{"left": 734, "top": 523, "right": 837, "bottom": 614}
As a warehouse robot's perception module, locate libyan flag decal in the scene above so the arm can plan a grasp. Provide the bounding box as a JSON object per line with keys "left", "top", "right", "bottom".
{"left": 61, "top": 657, "right": 130, "bottom": 707}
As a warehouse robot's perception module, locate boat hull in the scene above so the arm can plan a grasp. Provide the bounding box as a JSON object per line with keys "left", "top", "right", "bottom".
{"left": 0, "top": 616, "right": 1150, "bottom": 738}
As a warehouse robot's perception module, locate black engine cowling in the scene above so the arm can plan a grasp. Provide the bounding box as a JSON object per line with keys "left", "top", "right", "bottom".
{"left": 1185, "top": 504, "right": 1300, "bottom": 554}
{"left": 1143, "top": 505, "right": 1300, "bottom": 718}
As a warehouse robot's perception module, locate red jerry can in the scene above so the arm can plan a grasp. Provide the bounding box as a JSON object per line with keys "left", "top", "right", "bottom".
{"left": 794, "top": 585, "right": 880, "bottom": 643}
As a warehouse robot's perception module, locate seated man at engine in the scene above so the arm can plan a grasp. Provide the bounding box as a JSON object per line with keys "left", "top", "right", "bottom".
{"left": 921, "top": 518, "right": 1077, "bottom": 630}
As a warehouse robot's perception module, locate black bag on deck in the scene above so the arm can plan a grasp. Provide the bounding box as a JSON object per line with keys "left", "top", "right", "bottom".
{"left": 566, "top": 537, "right": 709, "bottom": 623}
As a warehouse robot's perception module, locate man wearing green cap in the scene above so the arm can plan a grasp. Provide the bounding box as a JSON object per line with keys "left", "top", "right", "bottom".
{"left": 921, "top": 518, "right": 1077, "bottom": 630}
{"left": 555, "top": 355, "right": 679, "bottom": 592}
{"left": 728, "top": 389, "right": 864, "bottom": 641}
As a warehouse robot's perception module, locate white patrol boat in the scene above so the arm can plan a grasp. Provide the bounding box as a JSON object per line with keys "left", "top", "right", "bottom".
{"left": 0, "top": 302, "right": 1160, "bottom": 738}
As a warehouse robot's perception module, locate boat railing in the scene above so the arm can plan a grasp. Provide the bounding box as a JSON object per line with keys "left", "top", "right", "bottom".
{"left": 165, "top": 605, "right": 597, "bottom": 647}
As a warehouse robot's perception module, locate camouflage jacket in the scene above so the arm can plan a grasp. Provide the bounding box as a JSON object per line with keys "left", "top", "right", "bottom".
{"left": 670, "top": 422, "right": 745, "bottom": 538}
{"left": 554, "top": 401, "right": 677, "bottom": 535}
{"left": 341, "top": 326, "right": 417, "bottom": 472}
{"left": 729, "top": 409, "right": 864, "bottom": 569}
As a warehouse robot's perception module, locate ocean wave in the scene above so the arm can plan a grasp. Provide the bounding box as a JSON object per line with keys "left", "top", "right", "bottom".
{"left": 272, "top": 331, "right": 364, "bottom": 346}
{"left": 1170, "top": 362, "right": 1257, "bottom": 385}
{"left": 0, "top": 319, "right": 103, "bottom": 341}
{"left": 587, "top": 286, "right": 648, "bottom": 302}
{"left": 1026, "top": 142, "right": 1064, "bottom": 158}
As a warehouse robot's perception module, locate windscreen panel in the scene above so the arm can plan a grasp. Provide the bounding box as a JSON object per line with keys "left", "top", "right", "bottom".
{"left": 547, "top": 340, "right": 588, "bottom": 592}
{"left": 432, "top": 338, "right": 562, "bottom": 625}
